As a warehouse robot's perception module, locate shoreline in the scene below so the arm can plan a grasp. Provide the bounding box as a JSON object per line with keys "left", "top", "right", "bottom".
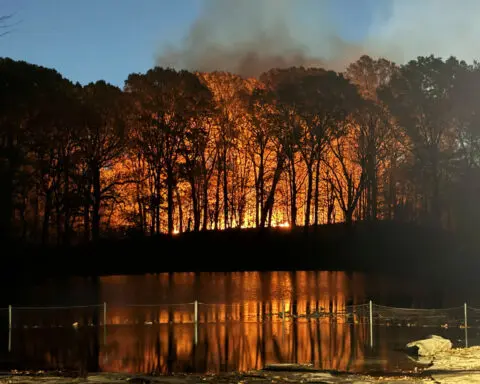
{"left": 4, "top": 348, "right": 480, "bottom": 383}
{"left": 0, "top": 370, "right": 427, "bottom": 384}
{"left": 7, "top": 222, "right": 462, "bottom": 281}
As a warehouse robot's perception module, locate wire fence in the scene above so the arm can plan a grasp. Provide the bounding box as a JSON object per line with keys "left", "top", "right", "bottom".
{"left": 3, "top": 300, "right": 480, "bottom": 327}
{"left": 4, "top": 300, "right": 480, "bottom": 351}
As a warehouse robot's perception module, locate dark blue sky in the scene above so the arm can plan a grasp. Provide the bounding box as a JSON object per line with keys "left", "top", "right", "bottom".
{"left": 0, "top": 0, "right": 379, "bottom": 86}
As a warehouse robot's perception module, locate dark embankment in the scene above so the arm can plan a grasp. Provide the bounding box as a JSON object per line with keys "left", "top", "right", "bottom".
{"left": 5, "top": 221, "right": 469, "bottom": 281}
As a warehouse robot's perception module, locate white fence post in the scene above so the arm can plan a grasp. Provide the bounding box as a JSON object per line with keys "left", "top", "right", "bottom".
{"left": 369, "top": 300, "right": 373, "bottom": 348}
{"left": 8, "top": 305, "right": 11, "bottom": 352}
{"left": 194, "top": 300, "right": 198, "bottom": 345}
{"left": 103, "top": 302, "right": 107, "bottom": 346}
{"left": 464, "top": 302, "right": 468, "bottom": 348}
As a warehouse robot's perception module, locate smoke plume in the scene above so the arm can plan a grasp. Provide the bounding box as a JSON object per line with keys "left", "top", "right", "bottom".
{"left": 156, "top": 0, "right": 480, "bottom": 77}
{"left": 366, "top": 0, "right": 480, "bottom": 64}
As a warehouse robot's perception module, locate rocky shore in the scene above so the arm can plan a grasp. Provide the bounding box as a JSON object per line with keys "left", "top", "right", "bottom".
{"left": 422, "top": 346, "right": 480, "bottom": 383}
{"left": 0, "top": 370, "right": 423, "bottom": 384}
{"left": 4, "top": 340, "right": 480, "bottom": 383}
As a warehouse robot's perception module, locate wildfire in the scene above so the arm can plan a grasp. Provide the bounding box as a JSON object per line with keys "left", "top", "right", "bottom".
{"left": 103, "top": 71, "right": 360, "bottom": 235}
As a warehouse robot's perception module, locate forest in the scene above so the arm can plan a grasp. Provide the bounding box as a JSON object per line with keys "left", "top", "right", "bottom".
{"left": 1, "top": 54, "right": 479, "bottom": 247}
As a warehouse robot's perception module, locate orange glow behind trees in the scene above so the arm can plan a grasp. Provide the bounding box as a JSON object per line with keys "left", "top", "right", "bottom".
{"left": 104, "top": 62, "right": 391, "bottom": 234}
{"left": 2, "top": 55, "right": 479, "bottom": 243}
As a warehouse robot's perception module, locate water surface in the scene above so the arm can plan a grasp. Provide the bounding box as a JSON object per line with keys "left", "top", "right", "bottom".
{"left": 3, "top": 271, "right": 477, "bottom": 373}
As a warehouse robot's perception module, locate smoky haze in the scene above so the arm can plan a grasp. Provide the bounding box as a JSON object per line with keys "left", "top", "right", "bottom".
{"left": 156, "top": 0, "right": 361, "bottom": 77}
{"left": 156, "top": 0, "right": 480, "bottom": 77}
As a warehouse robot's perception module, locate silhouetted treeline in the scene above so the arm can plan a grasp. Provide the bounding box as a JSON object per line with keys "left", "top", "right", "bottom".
{"left": 7, "top": 222, "right": 459, "bottom": 281}
{"left": 2, "top": 55, "right": 480, "bottom": 245}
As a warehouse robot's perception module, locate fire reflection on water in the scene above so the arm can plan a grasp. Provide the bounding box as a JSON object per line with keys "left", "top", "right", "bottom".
{"left": 9, "top": 271, "right": 405, "bottom": 373}
{"left": 97, "top": 271, "right": 370, "bottom": 373}
{"left": 101, "top": 271, "right": 361, "bottom": 324}
{"left": 99, "top": 321, "right": 369, "bottom": 373}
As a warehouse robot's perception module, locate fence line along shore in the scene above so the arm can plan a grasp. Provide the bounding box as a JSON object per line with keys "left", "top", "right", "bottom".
{"left": 2, "top": 300, "right": 479, "bottom": 349}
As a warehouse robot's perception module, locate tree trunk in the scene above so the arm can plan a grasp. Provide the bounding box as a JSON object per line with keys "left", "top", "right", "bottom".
{"left": 304, "top": 167, "right": 314, "bottom": 227}
{"left": 289, "top": 158, "right": 297, "bottom": 227}
{"left": 260, "top": 155, "right": 284, "bottom": 228}
{"left": 345, "top": 208, "right": 353, "bottom": 226}
{"left": 190, "top": 177, "right": 200, "bottom": 232}
{"left": 155, "top": 170, "right": 161, "bottom": 235}
{"left": 267, "top": 204, "right": 274, "bottom": 227}
{"left": 202, "top": 174, "right": 209, "bottom": 231}
{"left": 238, "top": 195, "right": 245, "bottom": 228}
{"left": 314, "top": 157, "right": 321, "bottom": 226}
{"left": 371, "top": 168, "right": 378, "bottom": 220}
{"left": 326, "top": 177, "right": 334, "bottom": 225}
{"left": 83, "top": 181, "right": 90, "bottom": 243}
{"left": 214, "top": 162, "right": 221, "bottom": 230}
{"left": 150, "top": 200, "right": 155, "bottom": 236}
{"left": 175, "top": 186, "right": 183, "bottom": 233}
{"left": 166, "top": 166, "right": 175, "bottom": 235}
{"left": 254, "top": 156, "right": 265, "bottom": 229}
{"left": 222, "top": 149, "right": 229, "bottom": 229}
{"left": 253, "top": 163, "right": 260, "bottom": 228}
{"left": 135, "top": 183, "right": 144, "bottom": 234}
{"left": 388, "top": 156, "right": 396, "bottom": 220}
{"left": 91, "top": 163, "right": 101, "bottom": 242}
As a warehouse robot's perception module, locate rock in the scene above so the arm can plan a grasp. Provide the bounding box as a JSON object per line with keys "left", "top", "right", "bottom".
{"left": 425, "top": 346, "right": 480, "bottom": 383}
{"left": 406, "top": 335, "right": 452, "bottom": 357}
{"left": 427, "top": 346, "right": 480, "bottom": 370}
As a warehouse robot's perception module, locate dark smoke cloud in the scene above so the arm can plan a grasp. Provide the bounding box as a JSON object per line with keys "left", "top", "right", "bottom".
{"left": 156, "top": 0, "right": 480, "bottom": 77}
{"left": 156, "top": 0, "right": 359, "bottom": 77}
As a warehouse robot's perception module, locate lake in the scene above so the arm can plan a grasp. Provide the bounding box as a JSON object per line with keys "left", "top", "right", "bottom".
{"left": 2, "top": 271, "right": 479, "bottom": 374}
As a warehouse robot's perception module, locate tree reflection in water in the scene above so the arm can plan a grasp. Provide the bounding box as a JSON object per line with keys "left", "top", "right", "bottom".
{"left": 7, "top": 271, "right": 436, "bottom": 373}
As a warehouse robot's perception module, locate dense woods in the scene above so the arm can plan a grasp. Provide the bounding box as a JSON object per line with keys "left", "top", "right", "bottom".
{"left": 2, "top": 54, "right": 480, "bottom": 246}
